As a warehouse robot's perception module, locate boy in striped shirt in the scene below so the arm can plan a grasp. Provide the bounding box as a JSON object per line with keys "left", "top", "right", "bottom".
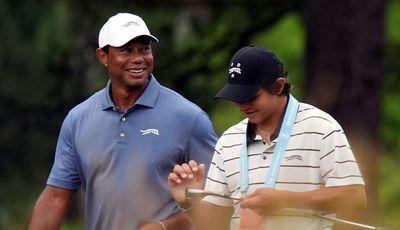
{"left": 168, "top": 45, "right": 366, "bottom": 230}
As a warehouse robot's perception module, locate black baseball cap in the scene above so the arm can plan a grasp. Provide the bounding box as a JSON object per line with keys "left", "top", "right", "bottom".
{"left": 215, "top": 45, "right": 284, "bottom": 103}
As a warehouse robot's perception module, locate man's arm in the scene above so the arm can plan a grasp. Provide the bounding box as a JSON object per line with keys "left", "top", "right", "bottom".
{"left": 160, "top": 211, "right": 191, "bottom": 230}
{"left": 240, "top": 184, "right": 367, "bottom": 216}
{"left": 181, "top": 200, "right": 233, "bottom": 230}
{"left": 138, "top": 211, "right": 191, "bottom": 230}
{"left": 168, "top": 160, "right": 233, "bottom": 230}
{"left": 300, "top": 184, "right": 366, "bottom": 214}
{"left": 28, "top": 185, "right": 75, "bottom": 230}
{"left": 139, "top": 202, "right": 232, "bottom": 230}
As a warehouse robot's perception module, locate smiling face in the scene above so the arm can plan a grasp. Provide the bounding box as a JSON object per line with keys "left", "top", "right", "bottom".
{"left": 96, "top": 36, "right": 154, "bottom": 92}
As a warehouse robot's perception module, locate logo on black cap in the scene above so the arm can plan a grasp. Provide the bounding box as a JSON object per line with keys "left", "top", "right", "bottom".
{"left": 229, "top": 63, "right": 242, "bottom": 78}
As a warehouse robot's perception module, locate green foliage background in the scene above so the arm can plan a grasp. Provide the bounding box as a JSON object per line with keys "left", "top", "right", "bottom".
{"left": 379, "top": 0, "right": 400, "bottom": 228}
{"left": 0, "top": 0, "right": 399, "bottom": 229}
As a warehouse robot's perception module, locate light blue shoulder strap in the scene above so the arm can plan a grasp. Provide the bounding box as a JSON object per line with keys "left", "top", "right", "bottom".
{"left": 240, "top": 94, "right": 299, "bottom": 192}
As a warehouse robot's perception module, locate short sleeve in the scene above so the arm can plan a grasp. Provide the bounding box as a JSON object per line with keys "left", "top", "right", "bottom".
{"left": 47, "top": 112, "right": 81, "bottom": 190}
{"left": 186, "top": 111, "right": 218, "bottom": 174}
{"left": 203, "top": 139, "right": 234, "bottom": 207}
{"left": 319, "top": 121, "right": 364, "bottom": 187}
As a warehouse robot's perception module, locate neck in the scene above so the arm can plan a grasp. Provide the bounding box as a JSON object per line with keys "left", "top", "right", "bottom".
{"left": 256, "top": 95, "right": 288, "bottom": 136}
{"left": 111, "top": 85, "right": 145, "bottom": 112}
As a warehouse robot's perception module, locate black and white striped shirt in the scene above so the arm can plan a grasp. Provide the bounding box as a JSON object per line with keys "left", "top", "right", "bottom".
{"left": 203, "top": 102, "right": 364, "bottom": 230}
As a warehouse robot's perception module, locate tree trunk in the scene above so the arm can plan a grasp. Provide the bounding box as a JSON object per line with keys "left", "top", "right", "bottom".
{"left": 304, "top": 0, "right": 386, "bottom": 227}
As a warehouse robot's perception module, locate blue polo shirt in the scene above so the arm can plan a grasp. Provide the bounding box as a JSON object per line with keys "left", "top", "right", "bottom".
{"left": 47, "top": 75, "right": 217, "bottom": 230}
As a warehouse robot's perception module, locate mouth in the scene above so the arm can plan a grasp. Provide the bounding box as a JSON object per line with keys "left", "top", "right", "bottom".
{"left": 243, "top": 110, "right": 256, "bottom": 116}
{"left": 127, "top": 68, "right": 145, "bottom": 74}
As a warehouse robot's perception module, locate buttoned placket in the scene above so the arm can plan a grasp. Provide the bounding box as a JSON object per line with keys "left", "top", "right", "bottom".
{"left": 119, "top": 113, "right": 128, "bottom": 139}
{"left": 254, "top": 135, "right": 273, "bottom": 160}
{"left": 112, "top": 106, "right": 129, "bottom": 143}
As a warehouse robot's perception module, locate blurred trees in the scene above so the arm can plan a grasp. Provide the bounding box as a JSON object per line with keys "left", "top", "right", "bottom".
{"left": 0, "top": 1, "right": 85, "bottom": 228}
{"left": 304, "top": 0, "right": 385, "bottom": 225}
{"left": 0, "top": 0, "right": 399, "bottom": 229}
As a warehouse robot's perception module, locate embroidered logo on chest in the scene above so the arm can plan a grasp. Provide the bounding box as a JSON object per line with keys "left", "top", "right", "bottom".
{"left": 285, "top": 154, "right": 303, "bottom": 161}
{"left": 140, "top": 129, "right": 160, "bottom": 136}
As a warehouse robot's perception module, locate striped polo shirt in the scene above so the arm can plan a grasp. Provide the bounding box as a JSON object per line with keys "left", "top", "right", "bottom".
{"left": 203, "top": 102, "right": 364, "bottom": 230}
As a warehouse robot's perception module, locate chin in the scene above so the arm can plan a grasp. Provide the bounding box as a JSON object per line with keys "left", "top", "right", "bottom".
{"left": 125, "top": 77, "right": 149, "bottom": 88}
{"left": 247, "top": 118, "right": 258, "bottom": 124}
{"left": 246, "top": 114, "right": 258, "bottom": 122}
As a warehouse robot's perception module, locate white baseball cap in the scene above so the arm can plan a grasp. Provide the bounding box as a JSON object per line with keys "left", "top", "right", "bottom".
{"left": 98, "top": 13, "right": 158, "bottom": 48}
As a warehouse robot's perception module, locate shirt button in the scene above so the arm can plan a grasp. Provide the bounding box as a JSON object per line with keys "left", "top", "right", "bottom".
{"left": 121, "top": 117, "right": 126, "bottom": 121}
{"left": 120, "top": 132, "right": 125, "bottom": 137}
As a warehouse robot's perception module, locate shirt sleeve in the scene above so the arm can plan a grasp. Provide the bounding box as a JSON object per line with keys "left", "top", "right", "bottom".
{"left": 319, "top": 121, "right": 365, "bottom": 187}
{"left": 46, "top": 112, "right": 81, "bottom": 190}
{"left": 203, "top": 138, "right": 235, "bottom": 207}
{"left": 186, "top": 111, "right": 218, "bottom": 174}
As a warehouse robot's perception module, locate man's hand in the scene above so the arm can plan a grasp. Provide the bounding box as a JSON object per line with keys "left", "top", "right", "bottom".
{"left": 168, "top": 160, "right": 206, "bottom": 207}
{"left": 240, "top": 187, "right": 288, "bottom": 216}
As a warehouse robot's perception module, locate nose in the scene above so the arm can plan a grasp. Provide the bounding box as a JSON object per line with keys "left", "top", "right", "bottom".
{"left": 129, "top": 53, "right": 144, "bottom": 64}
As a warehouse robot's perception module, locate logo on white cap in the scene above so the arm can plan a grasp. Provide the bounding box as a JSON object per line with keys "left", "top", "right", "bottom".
{"left": 229, "top": 63, "right": 241, "bottom": 78}
{"left": 123, "top": 21, "right": 140, "bottom": 28}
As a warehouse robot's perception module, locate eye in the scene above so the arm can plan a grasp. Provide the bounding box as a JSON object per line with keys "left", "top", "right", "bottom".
{"left": 119, "top": 47, "right": 132, "bottom": 54}
{"left": 246, "top": 94, "right": 258, "bottom": 103}
{"left": 140, "top": 45, "right": 151, "bottom": 53}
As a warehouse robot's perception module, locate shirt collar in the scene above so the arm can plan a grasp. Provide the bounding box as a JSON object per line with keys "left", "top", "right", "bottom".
{"left": 246, "top": 95, "right": 289, "bottom": 143}
{"left": 246, "top": 121, "right": 280, "bottom": 143}
{"left": 101, "top": 74, "right": 160, "bottom": 110}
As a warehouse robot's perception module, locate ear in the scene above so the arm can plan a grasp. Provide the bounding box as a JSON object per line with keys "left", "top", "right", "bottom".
{"left": 96, "top": 48, "right": 108, "bottom": 67}
{"left": 275, "top": 77, "right": 287, "bottom": 95}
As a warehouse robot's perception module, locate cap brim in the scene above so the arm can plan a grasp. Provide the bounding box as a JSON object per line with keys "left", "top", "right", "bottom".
{"left": 105, "top": 34, "right": 159, "bottom": 48}
{"left": 214, "top": 84, "right": 262, "bottom": 103}
{"left": 140, "top": 34, "right": 159, "bottom": 43}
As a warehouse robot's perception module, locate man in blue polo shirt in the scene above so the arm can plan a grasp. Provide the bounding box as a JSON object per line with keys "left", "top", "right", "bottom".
{"left": 28, "top": 13, "right": 217, "bottom": 230}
